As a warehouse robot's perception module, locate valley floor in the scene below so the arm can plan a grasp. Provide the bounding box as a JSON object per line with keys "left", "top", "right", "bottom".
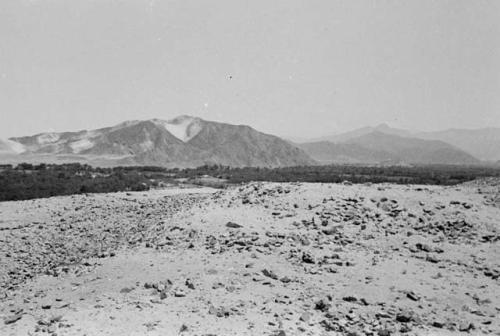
{"left": 0, "top": 181, "right": 499, "bottom": 335}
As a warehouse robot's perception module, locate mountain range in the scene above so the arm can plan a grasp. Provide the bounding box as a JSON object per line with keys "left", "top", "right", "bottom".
{"left": 298, "top": 132, "right": 479, "bottom": 165}
{"left": 0, "top": 116, "right": 313, "bottom": 168}
{"left": 1, "top": 117, "right": 499, "bottom": 167}
{"left": 297, "top": 123, "right": 500, "bottom": 165}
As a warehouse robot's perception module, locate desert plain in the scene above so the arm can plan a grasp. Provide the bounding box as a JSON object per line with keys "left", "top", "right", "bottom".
{"left": 0, "top": 180, "right": 499, "bottom": 336}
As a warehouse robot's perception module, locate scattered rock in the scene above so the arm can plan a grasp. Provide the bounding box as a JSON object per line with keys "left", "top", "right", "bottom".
{"left": 425, "top": 255, "right": 440, "bottom": 263}
{"left": 406, "top": 291, "right": 420, "bottom": 301}
{"left": 185, "top": 279, "right": 195, "bottom": 290}
{"left": 262, "top": 269, "right": 279, "bottom": 280}
{"left": 280, "top": 276, "right": 291, "bottom": 283}
{"left": 299, "top": 312, "right": 311, "bottom": 322}
{"left": 208, "top": 305, "right": 231, "bottom": 318}
{"left": 343, "top": 296, "right": 357, "bottom": 303}
{"left": 174, "top": 289, "right": 186, "bottom": 297}
{"left": 458, "top": 322, "right": 474, "bottom": 332}
{"left": 315, "top": 298, "right": 331, "bottom": 312}
{"left": 4, "top": 313, "right": 22, "bottom": 325}
{"left": 226, "top": 222, "right": 243, "bottom": 229}
{"left": 396, "top": 311, "right": 413, "bottom": 323}
{"left": 302, "top": 252, "right": 315, "bottom": 264}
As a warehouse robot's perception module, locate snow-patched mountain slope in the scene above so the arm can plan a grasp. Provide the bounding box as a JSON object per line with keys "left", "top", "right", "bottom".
{"left": 69, "top": 138, "right": 95, "bottom": 153}
{"left": 152, "top": 115, "right": 203, "bottom": 142}
{"left": 0, "top": 139, "right": 26, "bottom": 154}
{"left": 37, "top": 133, "right": 60, "bottom": 145}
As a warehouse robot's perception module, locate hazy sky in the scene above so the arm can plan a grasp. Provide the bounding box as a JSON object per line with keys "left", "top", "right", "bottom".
{"left": 1, "top": 0, "right": 499, "bottom": 138}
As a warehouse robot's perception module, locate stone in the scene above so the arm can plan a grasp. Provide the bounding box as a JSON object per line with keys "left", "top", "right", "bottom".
{"left": 315, "top": 299, "right": 331, "bottom": 312}
{"left": 426, "top": 255, "right": 440, "bottom": 263}
{"left": 343, "top": 296, "right": 357, "bottom": 302}
{"left": 320, "top": 319, "right": 337, "bottom": 331}
{"left": 396, "top": 311, "right": 413, "bottom": 323}
{"left": 208, "top": 305, "right": 231, "bottom": 318}
{"left": 262, "top": 269, "right": 279, "bottom": 280}
{"left": 406, "top": 291, "right": 420, "bottom": 301}
{"left": 432, "top": 321, "right": 444, "bottom": 328}
{"left": 280, "top": 276, "right": 291, "bottom": 283}
{"left": 416, "top": 243, "right": 433, "bottom": 252}
{"left": 322, "top": 227, "right": 337, "bottom": 235}
{"left": 360, "top": 298, "right": 370, "bottom": 306}
{"left": 185, "top": 279, "right": 195, "bottom": 290}
{"left": 299, "top": 312, "right": 311, "bottom": 322}
{"left": 377, "top": 329, "right": 391, "bottom": 336}
{"left": 174, "top": 289, "right": 186, "bottom": 297}
{"left": 226, "top": 222, "right": 243, "bottom": 229}
{"left": 458, "top": 322, "right": 474, "bottom": 332}
{"left": 302, "top": 252, "right": 315, "bottom": 264}
{"left": 300, "top": 236, "right": 311, "bottom": 246}
{"left": 4, "top": 313, "right": 22, "bottom": 325}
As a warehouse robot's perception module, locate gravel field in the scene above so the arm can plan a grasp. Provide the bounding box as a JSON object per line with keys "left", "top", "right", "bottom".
{"left": 1, "top": 181, "right": 499, "bottom": 336}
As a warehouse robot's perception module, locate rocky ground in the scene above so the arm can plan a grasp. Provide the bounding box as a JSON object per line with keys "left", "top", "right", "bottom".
{"left": 0, "top": 181, "right": 499, "bottom": 336}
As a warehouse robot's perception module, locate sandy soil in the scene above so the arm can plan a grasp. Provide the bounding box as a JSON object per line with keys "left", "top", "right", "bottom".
{"left": 0, "top": 181, "right": 499, "bottom": 336}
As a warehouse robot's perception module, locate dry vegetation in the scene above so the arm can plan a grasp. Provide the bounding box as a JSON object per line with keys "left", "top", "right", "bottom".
{"left": 1, "top": 163, "right": 499, "bottom": 201}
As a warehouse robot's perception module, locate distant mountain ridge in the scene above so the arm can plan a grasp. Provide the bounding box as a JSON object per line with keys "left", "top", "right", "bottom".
{"left": 0, "top": 116, "right": 314, "bottom": 168}
{"left": 297, "top": 124, "right": 500, "bottom": 164}
{"left": 298, "top": 131, "right": 479, "bottom": 165}
{"left": 416, "top": 128, "right": 500, "bottom": 161}
{"left": 298, "top": 141, "right": 396, "bottom": 164}
{"left": 308, "top": 124, "right": 414, "bottom": 143}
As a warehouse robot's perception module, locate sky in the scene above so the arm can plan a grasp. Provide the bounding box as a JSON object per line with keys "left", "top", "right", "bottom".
{"left": 1, "top": 0, "right": 499, "bottom": 138}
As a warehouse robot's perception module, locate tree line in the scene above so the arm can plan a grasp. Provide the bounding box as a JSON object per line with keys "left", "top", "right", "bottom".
{"left": 0, "top": 162, "right": 498, "bottom": 201}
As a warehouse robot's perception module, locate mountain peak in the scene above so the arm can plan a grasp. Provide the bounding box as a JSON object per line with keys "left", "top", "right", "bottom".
{"left": 150, "top": 115, "right": 204, "bottom": 142}
{"left": 374, "top": 123, "right": 391, "bottom": 130}
{"left": 167, "top": 115, "right": 202, "bottom": 124}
